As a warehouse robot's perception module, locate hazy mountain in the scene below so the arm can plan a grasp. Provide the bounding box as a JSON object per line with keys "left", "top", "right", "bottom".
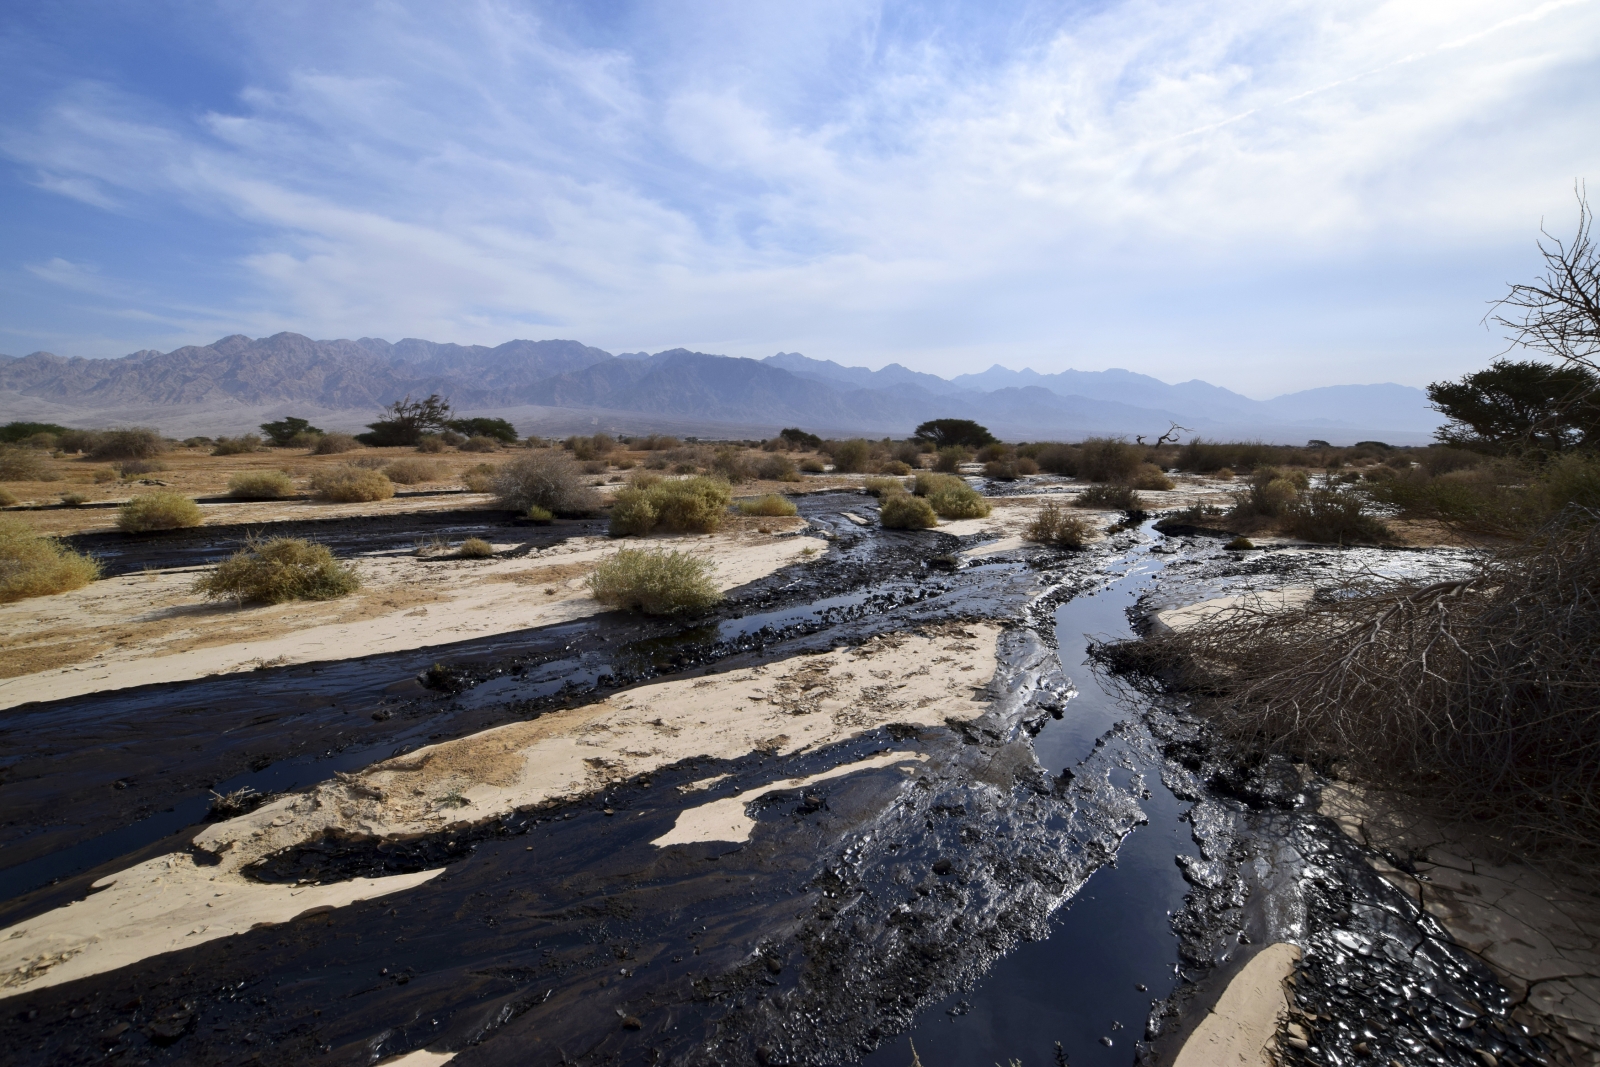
{"left": 0, "top": 333, "right": 1444, "bottom": 443}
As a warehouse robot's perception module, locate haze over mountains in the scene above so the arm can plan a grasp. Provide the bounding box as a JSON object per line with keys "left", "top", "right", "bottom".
{"left": 0, "top": 333, "right": 1443, "bottom": 444}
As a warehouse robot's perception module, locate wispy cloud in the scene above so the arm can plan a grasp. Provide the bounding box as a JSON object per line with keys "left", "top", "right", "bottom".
{"left": 2, "top": 0, "right": 1599, "bottom": 393}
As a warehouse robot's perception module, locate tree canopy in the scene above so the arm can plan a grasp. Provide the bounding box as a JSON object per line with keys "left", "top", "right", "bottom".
{"left": 1428, "top": 359, "right": 1600, "bottom": 453}
{"left": 259, "top": 416, "right": 323, "bottom": 446}
{"left": 913, "top": 418, "right": 995, "bottom": 449}
{"left": 447, "top": 416, "right": 518, "bottom": 442}
{"left": 357, "top": 394, "right": 453, "bottom": 447}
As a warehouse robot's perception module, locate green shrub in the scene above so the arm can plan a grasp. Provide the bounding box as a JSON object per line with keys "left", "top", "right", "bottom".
{"left": 1078, "top": 438, "right": 1142, "bottom": 482}
{"left": 462, "top": 463, "right": 497, "bottom": 492}
{"left": 310, "top": 432, "right": 361, "bottom": 455}
{"left": 1075, "top": 483, "right": 1142, "bottom": 510}
{"left": 492, "top": 451, "right": 601, "bottom": 516}
{"left": 182, "top": 436, "right": 213, "bottom": 449}
{"left": 983, "top": 459, "right": 1019, "bottom": 480}
{"left": 608, "top": 476, "right": 731, "bottom": 536}
{"left": 831, "top": 439, "right": 871, "bottom": 473}
{"left": 193, "top": 537, "right": 360, "bottom": 604}
{"left": 460, "top": 435, "right": 500, "bottom": 453}
{"left": 384, "top": 457, "right": 449, "bottom": 485}
{"left": 1230, "top": 466, "right": 1308, "bottom": 519}
{"left": 117, "top": 492, "right": 204, "bottom": 532}
{"left": 0, "top": 516, "right": 101, "bottom": 602}
{"left": 1278, "top": 489, "right": 1392, "bottom": 544}
{"left": 933, "top": 447, "right": 966, "bottom": 473}
{"left": 1226, "top": 536, "right": 1254, "bottom": 550}
{"left": 878, "top": 459, "right": 913, "bottom": 476}
{"left": 879, "top": 493, "right": 939, "bottom": 529}
{"left": 260, "top": 417, "right": 323, "bottom": 446}
{"left": 525, "top": 505, "right": 554, "bottom": 523}
{"left": 756, "top": 453, "right": 799, "bottom": 481}
{"left": 416, "top": 434, "right": 447, "bottom": 453}
{"left": 310, "top": 466, "right": 395, "bottom": 502}
{"left": 212, "top": 434, "right": 263, "bottom": 456}
{"left": 89, "top": 428, "right": 166, "bottom": 461}
{"left": 798, "top": 457, "right": 826, "bottom": 473}
{"left": 227, "top": 470, "right": 296, "bottom": 499}
{"left": 1032, "top": 444, "right": 1080, "bottom": 476}
{"left": 1175, "top": 439, "right": 1279, "bottom": 474}
{"left": 0, "top": 446, "right": 51, "bottom": 481}
{"left": 862, "top": 476, "right": 907, "bottom": 497}
{"left": 737, "top": 493, "right": 798, "bottom": 516}
{"left": 1025, "top": 501, "right": 1089, "bottom": 548}
{"left": 457, "top": 537, "right": 495, "bottom": 558}
{"left": 914, "top": 473, "right": 990, "bottom": 518}
{"left": 587, "top": 548, "right": 722, "bottom": 614}
{"left": 712, "top": 447, "right": 756, "bottom": 483}
{"left": 0, "top": 421, "right": 69, "bottom": 444}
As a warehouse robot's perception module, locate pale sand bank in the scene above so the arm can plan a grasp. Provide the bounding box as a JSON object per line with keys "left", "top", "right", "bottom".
{"left": 0, "top": 520, "right": 825, "bottom": 708}
{"left": 1171, "top": 942, "right": 1301, "bottom": 1067}
{"left": 0, "top": 623, "right": 1000, "bottom": 997}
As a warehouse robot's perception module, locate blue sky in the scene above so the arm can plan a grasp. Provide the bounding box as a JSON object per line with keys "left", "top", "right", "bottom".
{"left": 2, "top": 0, "right": 1598, "bottom": 396}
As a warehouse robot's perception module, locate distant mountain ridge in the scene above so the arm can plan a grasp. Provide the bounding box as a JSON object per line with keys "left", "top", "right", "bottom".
{"left": 0, "top": 332, "right": 1443, "bottom": 444}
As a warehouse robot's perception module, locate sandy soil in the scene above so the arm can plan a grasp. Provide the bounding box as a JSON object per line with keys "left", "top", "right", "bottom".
{"left": 0, "top": 518, "right": 826, "bottom": 708}
{"left": 1171, "top": 943, "right": 1301, "bottom": 1067}
{"left": 0, "top": 622, "right": 1001, "bottom": 997}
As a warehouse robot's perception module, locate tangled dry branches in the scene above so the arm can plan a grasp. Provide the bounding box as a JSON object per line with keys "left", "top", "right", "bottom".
{"left": 1102, "top": 512, "right": 1600, "bottom": 872}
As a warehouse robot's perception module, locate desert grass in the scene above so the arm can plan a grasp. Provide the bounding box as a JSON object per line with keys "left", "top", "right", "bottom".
{"left": 117, "top": 492, "right": 204, "bottom": 532}
{"left": 879, "top": 493, "right": 939, "bottom": 529}
{"left": 457, "top": 537, "right": 495, "bottom": 558}
{"left": 1024, "top": 501, "right": 1089, "bottom": 548}
{"left": 1127, "top": 463, "right": 1175, "bottom": 490}
{"left": 492, "top": 451, "right": 601, "bottom": 516}
{"left": 587, "top": 548, "right": 722, "bottom": 614}
{"left": 193, "top": 537, "right": 361, "bottom": 604}
{"left": 310, "top": 466, "right": 395, "bottom": 502}
{"left": 0, "top": 516, "right": 101, "bottom": 603}
{"left": 736, "top": 494, "right": 798, "bottom": 516}
{"left": 1075, "top": 483, "right": 1142, "bottom": 511}
{"left": 226, "top": 470, "right": 296, "bottom": 500}
{"left": 1098, "top": 514, "right": 1600, "bottom": 874}
{"left": 461, "top": 463, "right": 497, "bottom": 492}
{"left": 0, "top": 446, "right": 53, "bottom": 481}
{"left": 0, "top": 487, "right": 17, "bottom": 506}
{"left": 862, "top": 477, "right": 907, "bottom": 497}
{"left": 383, "top": 457, "right": 449, "bottom": 485}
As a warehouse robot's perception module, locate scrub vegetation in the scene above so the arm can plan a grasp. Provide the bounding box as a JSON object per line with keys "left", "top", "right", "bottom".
{"left": 311, "top": 466, "right": 395, "bottom": 502}
{"left": 609, "top": 475, "right": 732, "bottom": 536}
{"left": 117, "top": 492, "right": 204, "bottom": 532}
{"left": 226, "top": 471, "right": 296, "bottom": 499}
{"left": 0, "top": 516, "right": 100, "bottom": 602}
{"left": 492, "top": 451, "right": 600, "bottom": 516}
{"left": 193, "top": 537, "right": 361, "bottom": 604}
{"left": 587, "top": 547, "right": 722, "bottom": 615}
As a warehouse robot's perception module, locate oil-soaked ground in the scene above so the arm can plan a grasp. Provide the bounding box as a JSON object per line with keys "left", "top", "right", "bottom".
{"left": 0, "top": 494, "right": 1561, "bottom": 1066}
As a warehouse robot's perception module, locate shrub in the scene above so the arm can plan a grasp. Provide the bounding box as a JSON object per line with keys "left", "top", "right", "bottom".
{"left": 1077, "top": 438, "right": 1142, "bottom": 482}
{"left": 457, "top": 537, "right": 495, "bottom": 558}
{"left": 1176, "top": 439, "right": 1279, "bottom": 474}
{"left": 310, "top": 432, "right": 361, "bottom": 455}
{"left": 879, "top": 493, "right": 938, "bottom": 529}
{"left": 862, "top": 476, "right": 907, "bottom": 497}
{"left": 1014, "top": 456, "right": 1039, "bottom": 476}
{"left": 1033, "top": 444, "right": 1080, "bottom": 476}
{"left": 227, "top": 470, "right": 296, "bottom": 499}
{"left": 0, "top": 487, "right": 16, "bottom": 506}
{"left": 1214, "top": 468, "right": 1236, "bottom": 481}
{"left": 57, "top": 429, "right": 104, "bottom": 454}
{"left": 0, "top": 421, "right": 69, "bottom": 444}
{"left": 383, "top": 457, "right": 449, "bottom": 485}
{"left": 117, "top": 492, "right": 203, "bottom": 532}
{"left": 461, "top": 435, "right": 500, "bottom": 453}
{"left": 1075, "top": 483, "right": 1142, "bottom": 510}
{"left": 1128, "top": 463, "right": 1175, "bottom": 490}
{"left": 914, "top": 473, "right": 990, "bottom": 518}
{"left": 582, "top": 459, "right": 608, "bottom": 474}
{"left": 799, "top": 457, "right": 826, "bottom": 473}
{"left": 448, "top": 417, "right": 518, "bottom": 443}
{"left": 193, "top": 537, "right": 360, "bottom": 604}
{"left": 89, "top": 428, "right": 166, "bottom": 461}
{"left": 566, "top": 433, "right": 616, "bottom": 461}
{"left": 116, "top": 459, "right": 167, "bottom": 477}
{"left": 636, "top": 434, "right": 681, "bottom": 451}
{"left": 588, "top": 548, "right": 722, "bottom": 615}
{"left": 1279, "top": 488, "right": 1392, "bottom": 544}
{"left": 757, "top": 454, "right": 799, "bottom": 481}
{"left": 182, "top": 436, "right": 213, "bottom": 448}
{"left": 310, "top": 466, "right": 395, "bottom": 502}
{"left": 983, "top": 459, "right": 1019, "bottom": 480}
{"left": 1230, "top": 466, "right": 1307, "bottom": 519}
{"left": 1226, "top": 536, "right": 1255, "bottom": 550}
{"left": 492, "top": 451, "right": 601, "bottom": 516}
{"left": 933, "top": 447, "right": 966, "bottom": 473}
{"left": 0, "top": 516, "right": 101, "bottom": 602}
{"left": 0, "top": 446, "right": 51, "bottom": 481}
{"left": 831, "top": 439, "right": 871, "bottom": 474}
{"left": 1025, "top": 501, "right": 1089, "bottom": 548}
{"left": 260, "top": 417, "right": 323, "bottom": 446}
{"left": 737, "top": 494, "right": 798, "bottom": 516}
{"left": 416, "top": 434, "right": 447, "bottom": 453}
{"left": 525, "top": 505, "right": 554, "bottom": 523}
{"left": 711, "top": 447, "right": 756, "bottom": 483}
{"left": 461, "top": 463, "right": 497, "bottom": 492}
{"left": 609, "top": 476, "right": 731, "bottom": 536}
{"left": 877, "top": 459, "right": 913, "bottom": 476}
{"left": 213, "top": 434, "right": 263, "bottom": 456}
{"left": 60, "top": 491, "right": 88, "bottom": 506}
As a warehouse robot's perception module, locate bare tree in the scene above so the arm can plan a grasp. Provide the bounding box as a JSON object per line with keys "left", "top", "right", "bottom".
{"left": 1136, "top": 422, "right": 1190, "bottom": 447}
{"left": 1490, "top": 183, "right": 1600, "bottom": 375}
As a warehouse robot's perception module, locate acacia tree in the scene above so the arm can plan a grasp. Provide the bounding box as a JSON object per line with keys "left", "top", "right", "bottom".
{"left": 1429, "top": 360, "right": 1600, "bottom": 452}
{"left": 913, "top": 418, "right": 995, "bottom": 449}
{"left": 358, "top": 394, "right": 453, "bottom": 447}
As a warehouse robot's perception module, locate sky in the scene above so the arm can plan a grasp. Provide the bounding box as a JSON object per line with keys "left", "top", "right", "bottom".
{"left": 1, "top": 1, "right": 1598, "bottom": 398}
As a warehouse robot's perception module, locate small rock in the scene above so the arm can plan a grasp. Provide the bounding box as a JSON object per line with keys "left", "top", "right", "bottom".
{"left": 1286, "top": 1037, "right": 1310, "bottom": 1051}
{"left": 1135, "top": 983, "right": 1147, "bottom": 992}
{"left": 1476, "top": 1052, "right": 1497, "bottom": 1067}
{"left": 1355, "top": 1040, "right": 1370, "bottom": 1056}
{"left": 603, "top": 808, "right": 614, "bottom": 816}
{"left": 621, "top": 1015, "right": 642, "bottom": 1030}
{"left": 932, "top": 858, "right": 954, "bottom": 875}
{"left": 1099, "top": 1037, "right": 1113, "bottom": 1047}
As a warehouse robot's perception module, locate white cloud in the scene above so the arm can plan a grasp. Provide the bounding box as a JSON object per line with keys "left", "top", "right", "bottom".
{"left": 4, "top": 0, "right": 1600, "bottom": 393}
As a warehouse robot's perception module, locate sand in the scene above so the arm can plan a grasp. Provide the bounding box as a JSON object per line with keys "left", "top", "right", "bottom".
{"left": 0, "top": 623, "right": 1001, "bottom": 997}
{"left": 1172, "top": 943, "right": 1301, "bottom": 1067}
{"left": 0, "top": 519, "right": 826, "bottom": 708}
{"left": 651, "top": 751, "right": 931, "bottom": 847}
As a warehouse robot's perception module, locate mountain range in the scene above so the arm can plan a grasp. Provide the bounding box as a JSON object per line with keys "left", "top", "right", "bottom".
{"left": 0, "top": 332, "right": 1444, "bottom": 444}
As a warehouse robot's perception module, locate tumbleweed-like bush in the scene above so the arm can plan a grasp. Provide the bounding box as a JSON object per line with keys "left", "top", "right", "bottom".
{"left": 383, "top": 457, "right": 448, "bottom": 485}
{"left": 310, "top": 432, "right": 361, "bottom": 455}
{"left": 310, "top": 466, "right": 394, "bottom": 502}
{"left": 1074, "top": 483, "right": 1142, "bottom": 511}
{"left": 492, "top": 450, "right": 601, "bottom": 516}
{"left": 457, "top": 537, "right": 494, "bottom": 558}
{"left": 227, "top": 470, "right": 296, "bottom": 499}
{"left": 879, "top": 493, "right": 938, "bottom": 529}
{"left": 0, "top": 516, "right": 101, "bottom": 602}
{"left": 737, "top": 494, "right": 798, "bottom": 516}
{"left": 1097, "top": 513, "right": 1600, "bottom": 873}
{"left": 1025, "top": 501, "right": 1089, "bottom": 548}
{"left": 117, "top": 491, "right": 203, "bottom": 532}
{"left": 913, "top": 473, "right": 990, "bottom": 519}
{"left": 587, "top": 548, "right": 721, "bottom": 615}
{"left": 608, "top": 476, "right": 731, "bottom": 536}
{"left": 193, "top": 537, "right": 360, "bottom": 604}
